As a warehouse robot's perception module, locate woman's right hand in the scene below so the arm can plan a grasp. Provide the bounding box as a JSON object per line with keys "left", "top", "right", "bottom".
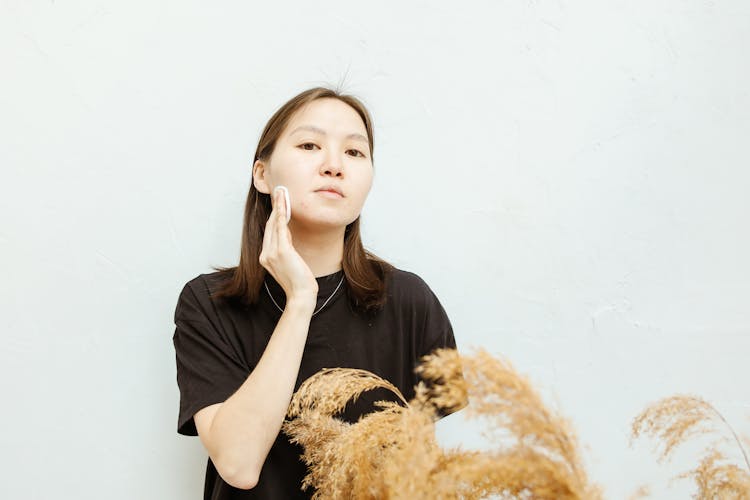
{"left": 259, "top": 187, "right": 319, "bottom": 306}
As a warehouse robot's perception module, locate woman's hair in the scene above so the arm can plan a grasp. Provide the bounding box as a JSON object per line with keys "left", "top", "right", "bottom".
{"left": 209, "top": 85, "right": 394, "bottom": 315}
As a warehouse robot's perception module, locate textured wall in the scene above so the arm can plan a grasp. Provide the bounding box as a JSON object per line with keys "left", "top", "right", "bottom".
{"left": 1, "top": 1, "right": 748, "bottom": 498}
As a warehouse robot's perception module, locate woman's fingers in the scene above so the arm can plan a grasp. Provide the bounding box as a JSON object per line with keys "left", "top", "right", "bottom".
{"left": 261, "top": 187, "right": 297, "bottom": 281}
{"left": 276, "top": 188, "right": 287, "bottom": 227}
{"left": 273, "top": 188, "right": 286, "bottom": 251}
{"left": 260, "top": 190, "right": 278, "bottom": 265}
{"left": 275, "top": 187, "right": 292, "bottom": 248}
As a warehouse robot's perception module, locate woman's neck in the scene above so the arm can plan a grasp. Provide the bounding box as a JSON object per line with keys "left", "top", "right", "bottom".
{"left": 287, "top": 222, "right": 345, "bottom": 278}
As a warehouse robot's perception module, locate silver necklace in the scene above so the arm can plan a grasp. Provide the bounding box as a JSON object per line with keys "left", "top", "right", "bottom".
{"left": 264, "top": 275, "right": 345, "bottom": 317}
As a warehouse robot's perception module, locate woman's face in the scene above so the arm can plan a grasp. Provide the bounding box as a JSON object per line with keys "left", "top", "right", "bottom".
{"left": 253, "top": 97, "right": 374, "bottom": 231}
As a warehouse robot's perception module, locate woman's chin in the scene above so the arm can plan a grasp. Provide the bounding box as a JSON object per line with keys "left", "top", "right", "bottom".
{"left": 290, "top": 215, "right": 352, "bottom": 232}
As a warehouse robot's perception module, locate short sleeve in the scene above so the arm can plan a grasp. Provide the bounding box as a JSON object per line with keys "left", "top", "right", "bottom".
{"left": 416, "top": 278, "right": 456, "bottom": 358}
{"left": 412, "top": 276, "right": 468, "bottom": 419}
{"left": 172, "top": 279, "right": 249, "bottom": 436}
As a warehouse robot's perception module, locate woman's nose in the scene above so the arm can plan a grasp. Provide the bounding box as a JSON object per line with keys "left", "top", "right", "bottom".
{"left": 321, "top": 154, "right": 344, "bottom": 177}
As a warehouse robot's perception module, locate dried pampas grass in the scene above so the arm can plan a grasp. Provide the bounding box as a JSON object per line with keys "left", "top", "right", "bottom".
{"left": 630, "top": 394, "right": 750, "bottom": 498}
{"left": 282, "top": 348, "right": 603, "bottom": 499}
{"left": 282, "top": 349, "right": 749, "bottom": 498}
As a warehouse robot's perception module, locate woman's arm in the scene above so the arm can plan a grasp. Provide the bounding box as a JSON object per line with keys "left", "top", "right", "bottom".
{"left": 194, "top": 185, "right": 319, "bottom": 490}
{"left": 194, "top": 296, "right": 315, "bottom": 490}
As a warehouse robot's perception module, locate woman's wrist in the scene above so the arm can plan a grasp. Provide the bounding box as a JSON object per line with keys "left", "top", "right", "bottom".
{"left": 284, "top": 294, "right": 317, "bottom": 313}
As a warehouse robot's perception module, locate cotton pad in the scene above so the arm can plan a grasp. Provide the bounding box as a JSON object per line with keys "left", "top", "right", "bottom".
{"left": 274, "top": 185, "right": 292, "bottom": 223}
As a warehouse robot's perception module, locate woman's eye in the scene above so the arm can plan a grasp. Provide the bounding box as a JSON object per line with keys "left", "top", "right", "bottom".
{"left": 298, "top": 143, "right": 366, "bottom": 158}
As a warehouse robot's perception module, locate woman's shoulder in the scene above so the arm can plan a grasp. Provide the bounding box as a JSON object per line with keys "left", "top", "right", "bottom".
{"left": 386, "top": 266, "right": 441, "bottom": 307}
{"left": 388, "top": 266, "right": 430, "bottom": 289}
{"left": 176, "top": 273, "right": 212, "bottom": 303}
{"left": 175, "top": 270, "right": 235, "bottom": 315}
{"left": 179, "top": 269, "right": 233, "bottom": 297}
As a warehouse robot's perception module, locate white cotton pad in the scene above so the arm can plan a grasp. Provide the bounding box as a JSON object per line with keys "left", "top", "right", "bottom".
{"left": 274, "top": 185, "right": 292, "bottom": 223}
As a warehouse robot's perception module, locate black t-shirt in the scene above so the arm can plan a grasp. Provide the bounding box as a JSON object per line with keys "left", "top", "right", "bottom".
{"left": 172, "top": 266, "right": 461, "bottom": 499}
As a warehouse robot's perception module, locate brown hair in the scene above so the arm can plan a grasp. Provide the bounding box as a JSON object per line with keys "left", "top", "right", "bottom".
{"left": 209, "top": 85, "right": 394, "bottom": 315}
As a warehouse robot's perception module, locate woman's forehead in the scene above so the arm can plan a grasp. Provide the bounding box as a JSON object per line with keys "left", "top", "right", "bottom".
{"left": 285, "top": 99, "right": 368, "bottom": 138}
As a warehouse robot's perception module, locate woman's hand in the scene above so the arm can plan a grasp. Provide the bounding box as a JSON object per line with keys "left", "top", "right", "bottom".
{"left": 259, "top": 187, "right": 319, "bottom": 305}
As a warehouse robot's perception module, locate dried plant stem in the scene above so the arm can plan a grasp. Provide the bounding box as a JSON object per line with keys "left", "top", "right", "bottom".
{"left": 705, "top": 402, "right": 750, "bottom": 473}
{"left": 631, "top": 395, "right": 750, "bottom": 498}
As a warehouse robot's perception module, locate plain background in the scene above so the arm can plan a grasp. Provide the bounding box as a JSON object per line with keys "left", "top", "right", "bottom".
{"left": 2, "top": 1, "right": 748, "bottom": 498}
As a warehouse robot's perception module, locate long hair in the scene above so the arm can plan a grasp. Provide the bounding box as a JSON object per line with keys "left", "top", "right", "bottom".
{"left": 209, "top": 85, "right": 394, "bottom": 315}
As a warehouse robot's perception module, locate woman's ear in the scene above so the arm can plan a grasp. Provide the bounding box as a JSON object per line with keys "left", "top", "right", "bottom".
{"left": 252, "top": 159, "right": 271, "bottom": 194}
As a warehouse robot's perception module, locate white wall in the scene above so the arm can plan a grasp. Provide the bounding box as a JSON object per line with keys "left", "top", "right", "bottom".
{"left": 2, "top": 1, "right": 748, "bottom": 498}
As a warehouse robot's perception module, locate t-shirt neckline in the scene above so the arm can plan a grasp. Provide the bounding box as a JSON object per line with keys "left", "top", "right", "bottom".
{"left": 264, "top": 269, "right": 345, "bottom": 310}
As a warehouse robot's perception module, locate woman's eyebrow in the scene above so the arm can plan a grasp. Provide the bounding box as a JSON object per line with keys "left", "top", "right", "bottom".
{"left": 290, "top": 125, "right": 368, "bottom": 144}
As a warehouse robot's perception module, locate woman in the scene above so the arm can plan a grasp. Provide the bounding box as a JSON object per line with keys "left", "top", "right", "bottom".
{"left": 172, "top": 86, "right": 464, "bottom": 499}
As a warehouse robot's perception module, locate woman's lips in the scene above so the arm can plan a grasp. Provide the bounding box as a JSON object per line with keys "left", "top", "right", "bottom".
{"left": 316, "top": 189, "right": 343, "bottom": 199}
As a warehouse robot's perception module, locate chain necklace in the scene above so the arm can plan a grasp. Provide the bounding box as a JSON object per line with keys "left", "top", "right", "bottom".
{"left": 264, "top": 275, "right": 345, "bottom": 317}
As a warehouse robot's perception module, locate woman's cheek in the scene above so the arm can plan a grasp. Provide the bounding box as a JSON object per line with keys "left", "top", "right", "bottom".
{"left": 353, "top": 187, "right": 370, "bottom": 207}
{"left": 298, "top": 198, "right": 312, "bottom": 213}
